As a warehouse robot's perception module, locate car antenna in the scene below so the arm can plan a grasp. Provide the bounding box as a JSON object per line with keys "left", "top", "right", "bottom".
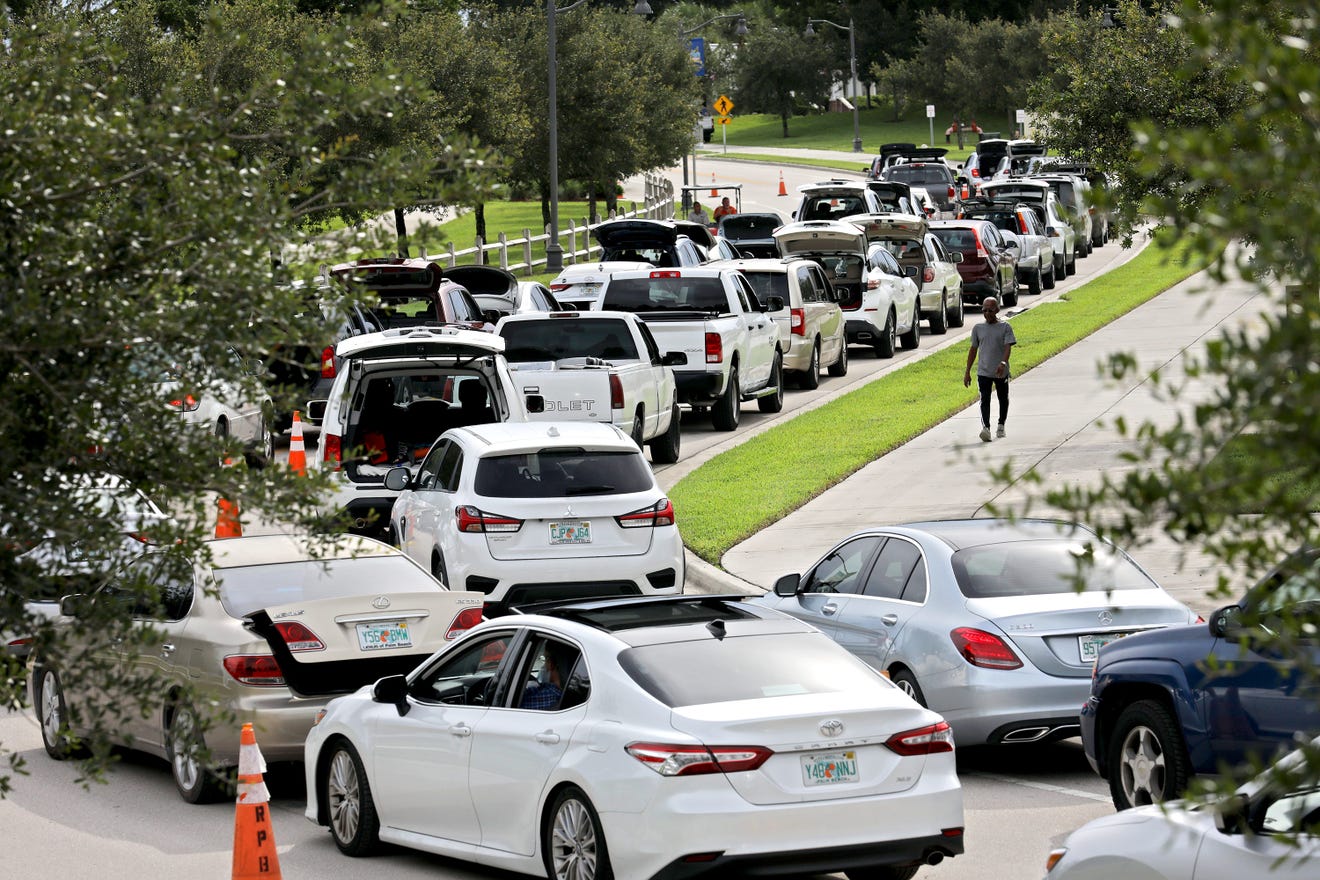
{"left": 706, "top": 618, "right": 726, "bottom": 640}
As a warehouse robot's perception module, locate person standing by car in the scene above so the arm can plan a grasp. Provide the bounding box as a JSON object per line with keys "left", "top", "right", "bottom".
{"left": 712, "top": 196, "right": 737, "bottom": 222}
{"left": 963, "top": 297, "right": 1015, "bottom": 442}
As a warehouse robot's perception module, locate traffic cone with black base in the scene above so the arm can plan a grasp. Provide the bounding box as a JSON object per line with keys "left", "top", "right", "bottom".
{"left": 232, "top": 723, "right": 282, "bottom": 880}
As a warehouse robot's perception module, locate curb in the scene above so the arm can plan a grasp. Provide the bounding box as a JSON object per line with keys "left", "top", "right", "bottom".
{"left": 682, "top": 548, "right": 766, "bottom": 596}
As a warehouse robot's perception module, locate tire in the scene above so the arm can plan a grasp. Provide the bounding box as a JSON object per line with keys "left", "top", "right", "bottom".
{"left": 1028, "top": 264, "right": 1043, "bottom": 296}
{"left": 874, "top": 310, "right": 896, "bottom": 358}
{"left": 846, "top": 867, "right": 920, "bottom": 880}
{"left": 828, "top": 337, "right": 850, "bottom": 375}
{"left": 711, "top": 366, "right": 740, "bottom": 431}
{"left": 1003, "top": 275, "right": 1019, "bottom": 308}
{"left": 757, "top": 354, "right": 784, "bottom": 413}
{"left": 324, "top": 739, "right": 381, "bottom": 856}
{"left": 1053, "top": 253, "right": 1065, "bottom": 280}
{"left": 1107, "top": 699, "right": 1192, "bottom": 811}
{"left": 1067, "top": 247, "right": 1077, "bottom": 277}
{"left": 1043, "top": 261, "right": 1057, "bottom": 290}
{"left": 544, "top": 786, "right": 614, "bottom": 880}
{"left": 898, "top": 308, "right": 920, "bottom": 351}
{"left": 167, "top": 701, "right": 230, "bottom": 804}
{"left": 648, "top": 403, "right": 681, "bottom": 464}
{"left": 798, "top": 342, "right": 820, "bottom": 390}
{"left": 928, "top": 292, "right": 949, "bottom": 335}
{"left": 949, "top": 291, "right": 966, "bottom": 328}
{"left": 629, "top": 409, "right": 645, "bottom": 449}
{"left": 245, "top": 408, "right": 275, "bottom": 469}
{"left": 431, "top": 551, "right": 449, "bottom": 588}
{"left": 36, "top": 666, "right": 82, "bottom": 759}
{"left": 888, "top": 668, "right": 928, "bottom": 708}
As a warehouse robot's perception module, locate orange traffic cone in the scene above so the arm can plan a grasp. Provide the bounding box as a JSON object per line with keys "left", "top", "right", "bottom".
{"left": 777, "top": 171, "right": 787, "bottom": 197}
{"left": 287, "top": 410, "right": 306, "bottom": 476}
{"left": 216, "top": 457, "right": 242, "bottom": 538}
{"left": 709, "top": 173, "right": 718, "bottom": 197}
{"left": 232, "top": 723, "right": 282, "bottom": 880}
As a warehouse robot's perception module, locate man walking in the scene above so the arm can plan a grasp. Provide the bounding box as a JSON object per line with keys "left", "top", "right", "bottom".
{"left": 963, "top": 297, "right": 1015, "bottom": 442}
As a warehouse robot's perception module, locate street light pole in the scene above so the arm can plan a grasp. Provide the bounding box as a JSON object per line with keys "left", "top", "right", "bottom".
{"left": 806, "top": 18, "right": 862, "bottom": 153}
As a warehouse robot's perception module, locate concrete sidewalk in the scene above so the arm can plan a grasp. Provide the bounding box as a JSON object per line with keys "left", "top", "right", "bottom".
{"left": 690, "top": 264, "right": 1271, "bottom": 616}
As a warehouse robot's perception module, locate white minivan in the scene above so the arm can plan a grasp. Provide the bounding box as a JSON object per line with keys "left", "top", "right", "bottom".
{"left": 309, "top": 326, "right": 526, "bottom": 537}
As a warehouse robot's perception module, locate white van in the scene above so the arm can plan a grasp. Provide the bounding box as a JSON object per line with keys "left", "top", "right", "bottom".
{"left": 309, "top": 326, "right": 526, "bottom": 537}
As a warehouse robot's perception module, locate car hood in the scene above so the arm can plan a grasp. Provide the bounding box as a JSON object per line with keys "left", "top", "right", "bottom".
{"left": 774, "top": 222, "right": 867, "bottom": 255}
{"left": 841, "top": 213, "right": 929, "bottom": 242}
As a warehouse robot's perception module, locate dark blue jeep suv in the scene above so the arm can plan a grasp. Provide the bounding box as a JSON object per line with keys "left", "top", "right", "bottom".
{"left": 1081, "top": 549, "right": 1320, "bottom": 810}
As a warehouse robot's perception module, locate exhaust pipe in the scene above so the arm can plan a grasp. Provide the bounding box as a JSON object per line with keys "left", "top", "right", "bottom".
{"left": 1000, "top": 726, "right": 1051, "bottom": 743}
{"left": 924, "top": 850, "right": 945, "bottom": 866}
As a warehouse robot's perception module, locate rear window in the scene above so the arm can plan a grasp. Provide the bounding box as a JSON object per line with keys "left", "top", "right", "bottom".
{"left": 799, "top": 196, "right": 867, "bottom": 221}
{"left": 884, "top": 165, "right": 951, "bottom": 186}
{"left": 720, "top": 216, "right": 781, "bottom": 240}
{"left": 216, "top": 555, "right": 440, "bottom": 618}
{"left": 500, "top": 318, "right": 639, "bottom": 362}
{"left": 602, "top": 277, "right": 728, "bottom": 313}
{"left": 931, "top": 228, "right": 979, "bottom": 253}
{"left": 618, "top": 632, "right": 893, "bottom": 707}
{"left": 474, "top": 449, "right": 653, "bottom": 498}
{"left": 950, "top": 540, "right": 1158, "bottom": 599}
{"left": 739, "top": 272, "right": 789, "bottom": 307}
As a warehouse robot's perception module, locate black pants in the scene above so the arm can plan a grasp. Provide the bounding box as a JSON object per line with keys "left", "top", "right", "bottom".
{"left": 977, "top": 375, "right": 1009, "bottom": 428}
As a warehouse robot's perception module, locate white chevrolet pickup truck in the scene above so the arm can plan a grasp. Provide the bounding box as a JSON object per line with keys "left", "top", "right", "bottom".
{"left": 495, "top": 311, "right": 687, "bottom": 463}
{"left": 596, "top": 267, "right": 784, "bottom": 431}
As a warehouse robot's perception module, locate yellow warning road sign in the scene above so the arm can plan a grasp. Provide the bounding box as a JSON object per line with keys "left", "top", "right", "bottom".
{"left": 713, "top": 94, "right": 733, "bottom": 116}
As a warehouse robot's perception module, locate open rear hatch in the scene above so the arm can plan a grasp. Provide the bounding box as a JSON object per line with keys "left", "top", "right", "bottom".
{"left": 248, "top": 590, "right": 485, "bottom": 696}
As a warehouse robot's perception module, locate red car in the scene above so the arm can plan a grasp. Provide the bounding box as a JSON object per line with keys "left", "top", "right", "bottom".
{"left": 929, "top": 220, "right": 1021, "bottom": 308}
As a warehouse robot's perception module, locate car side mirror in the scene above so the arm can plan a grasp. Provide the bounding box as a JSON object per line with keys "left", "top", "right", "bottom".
{"left": 482, "top": 309, "right": 501, "bottom": 326}
{"left": 1208, "top": 604, "right": 1243, "bottom": 638}
{"left": 383, "top": 466, "right": 412, "bottom": 492}
{"left": 59, "top": 593, "right": 88, "bottom": 618}
{"left": 372, "top": 674, "right": 411, "bottom": 716}
{"left": 774, "top": 572, "right": 802, "bottom": 597}
{"left": 525, "top": 393, "right": 545, "bottom": 414}
{"left": 661, "top": 351, "right": 688, "bottom": 366}
{"left": 765, "top": 296, "right": 784, "bottom": 313}
{"left": 951, "top": 252, "right": 964, "bottom": 263}
{"left": 1005, "top": 239, "right": 1020, "bottom": 248}
{"left": 307, "top": 399, "right": 328, "bottom": 423}
{"left": 1214, "top": 794, "right": 1249, "bottom": 835}
{"left": 904, "top": 265, "right": 919, "bottom": 278}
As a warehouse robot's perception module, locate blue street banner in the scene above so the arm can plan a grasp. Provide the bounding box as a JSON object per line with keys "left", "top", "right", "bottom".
{"left": 689, "top": 37, "right": 706, "bottom": 77}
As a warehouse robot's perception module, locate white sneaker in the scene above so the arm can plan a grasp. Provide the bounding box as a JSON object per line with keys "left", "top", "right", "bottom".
{"left": 979, "top": 427, "right": 992, "bottom": 443}
{"left": 996, "top": 424, "right": 1006, "bottom": 439}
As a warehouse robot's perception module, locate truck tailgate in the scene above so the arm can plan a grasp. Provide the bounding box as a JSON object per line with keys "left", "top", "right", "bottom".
{"left": 509, "top": 361, "right": 615, "bottom": 421}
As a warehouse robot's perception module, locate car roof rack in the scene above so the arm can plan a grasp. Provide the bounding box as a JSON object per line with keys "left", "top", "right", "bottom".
{"left": 505, "top": 593, "right": 763, "bottom": 631}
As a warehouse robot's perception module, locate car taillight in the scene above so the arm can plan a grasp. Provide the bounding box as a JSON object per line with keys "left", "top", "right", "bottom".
{"left": 320, "top": 345, "right": 336, "bottom": 379}
{"left": 273, "top": 621, "right": 325, "bottom": 652}
{"left": 609, "top": 374, "right": 625, "bottom": 409}
{"left": 923, "top": 267, "right": 935, "bottom": 284}
{"left": 705, "top": 332, "right": 722, "bottom": 364}
{"left": 650, "top": 270, "right": 681, "bottom": 278}
{"left": 971, "top": 168, "right": 981, "bottom": 179}
{"left": 885, "top": 721, "right": 955, "bottom": 756}
{"left": 8, "top": 636, "right": 32, "bottom": 652}
{"left": 222, "top": 655, "right": 286, "bottom": 686}
{"left": 168, "top": 394, "right": 200, "bottom": 413}
{"left": 790, "top": 307, "right": 805, "bottom": 335}
{"left": 972, "top": 230, "right": 989, "bottom": 259}
{"left": 947, "top": 185, "right": 956, "bottom": 200}
{"left": 1018, "top": 215, "right": 1029, "bottom": 235}
{"left": 455, "top": 505, "right": 523, "bottom": 533}
{"left": 625, "top": 742, "right": 773, "bottom": 776}
{"left": 549, "top": 282, "right": 570, "bottom": 292}
{"left": 615, "top": 498, "right": 675, "bottom": 528}
{"left": 322, "top": 433, "right": 341, "bottom": 469}
{"left": 446, "top": 607, "right": 484, "bottom": 640}
{"left": 950, "top": 627, "right": 1023, "bottom": 669}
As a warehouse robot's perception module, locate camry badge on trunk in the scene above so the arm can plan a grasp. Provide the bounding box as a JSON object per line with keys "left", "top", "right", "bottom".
{"left": 372, "top": 596, "right": 392, "bottom": 609}
{"left": 819, "top": 719, "right": 844, "bottom": 737}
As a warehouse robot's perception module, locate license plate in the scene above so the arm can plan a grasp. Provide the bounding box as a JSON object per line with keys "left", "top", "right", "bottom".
{"left": 549, "top": 520, "right": 591, "bottom": 545}
{"left": 356, "top": 621, "right": 412, "bottom": 651}
{"left": 1079, "top": 633, "right": 1123, "bottom": 662}
{"left": 801, "top": 751, "right": 859, "bottom": 786}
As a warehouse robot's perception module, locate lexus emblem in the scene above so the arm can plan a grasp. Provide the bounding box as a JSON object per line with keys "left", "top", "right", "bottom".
{"left": 372, "top": 596, "right": 391, "bottom": 610}
{"left": 1098, "top": 611, "right": 1113, "bottom": 625}
{"left": 819, "top": 719, "right": 844, "bottom": 737}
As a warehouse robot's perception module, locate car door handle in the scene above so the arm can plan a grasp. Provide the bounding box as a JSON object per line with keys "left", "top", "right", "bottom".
{"left": 881, "top": 614, "right": 899, "bottom": 626}
{"left": 449, "top": 723, "right": 472, "bottom": 738}
{"left": 160, "top": 643, "right": 176, "bottom": 656}
{"left": 535, "top": 732, "right": 561, "bottom": 745}
{"left": 821, "top": 602, "right": 839, "bottom": 616}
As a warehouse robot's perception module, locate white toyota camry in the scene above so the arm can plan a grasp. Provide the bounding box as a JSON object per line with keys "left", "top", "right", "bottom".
{"left": 304, "top": 595, "right": 965, "bottom": 880}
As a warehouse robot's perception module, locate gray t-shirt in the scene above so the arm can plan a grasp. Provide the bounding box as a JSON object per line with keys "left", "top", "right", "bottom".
{"left": 971, "top": 320, "right": 1017, "bottom": 378}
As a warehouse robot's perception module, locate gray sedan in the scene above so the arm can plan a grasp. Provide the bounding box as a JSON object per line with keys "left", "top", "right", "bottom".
{"left": 750, "top": 519, "right": 1198, "bottom": 746}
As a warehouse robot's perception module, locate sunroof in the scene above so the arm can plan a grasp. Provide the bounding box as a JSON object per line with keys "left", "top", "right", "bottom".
{"left": 517, "top": 595, "right": 761, "bottom": 632}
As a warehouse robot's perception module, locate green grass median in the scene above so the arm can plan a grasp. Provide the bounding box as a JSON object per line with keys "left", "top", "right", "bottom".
{"left": 670, "top": 233, "right": 1210, "bottom": 565}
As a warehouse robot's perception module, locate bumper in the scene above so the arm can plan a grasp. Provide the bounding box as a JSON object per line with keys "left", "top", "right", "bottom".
{"left": 781, "top": 334, "right": 815, "bottom": 372}
{"left": 844, "top": 316, "right": 885, "bottom": 346}
{"left": 673, "top": 371, "right": 726, "bottom": 406}
{"left": 1080, "top": 696, "right": 1104, "bottom": 775}
{"left": 206, "top": 690, "right": 336, "bottom": 764}
{"left": 959, "top": 276, "right": 998, "bottom": 299}
{"left": 927, "top": 668, "right": 1092, "bottom": 746}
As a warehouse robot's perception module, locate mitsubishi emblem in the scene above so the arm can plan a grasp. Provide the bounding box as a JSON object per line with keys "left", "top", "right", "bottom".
{"left": 820, "top": 719, "right": 844, "bottom": 737}
{"left": 372, "top": 596, "right": 392, "bottom": 610}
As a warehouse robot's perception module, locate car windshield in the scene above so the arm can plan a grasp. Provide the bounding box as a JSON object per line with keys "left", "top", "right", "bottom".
{"left": 618, "top": 632, "right": 893, "bottom": 708}
{"left": 474, "top": 449, "right": 653, "bottom": 498}
{"left": 603, "top": 277, "right": 727, "bottom": 313}
{"left": 216, "top": 555, "right": 440, "bottom": 618}
{"left": 1248, "top": 550, "right": 1320, "bottom": 616}
{"left": 950, "top": 540, "right": 1158, "bottom": 598}
{"left": 500, "top": 318, "right": 640, "bottom": 362}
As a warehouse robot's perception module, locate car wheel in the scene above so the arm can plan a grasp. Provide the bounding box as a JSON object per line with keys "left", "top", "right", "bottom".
{"left": 874, "top": 310, "right": 896, "bottom": 358}
{"left": 629, "top": 409, "right": 645, "bottom": 449}
{"left": 888, "top": 668, "right": 928, "bottom": 707}
{"left": 949, "top": 291, "right": 966, "bottom": 328}
{"left": 1053, "top": 253, "right": 1065, "bottom": 280}
{"left": 648, "top": 403, "right": 682, "bottom": 464}
{"left": 758, "top": 354, "right": 784, "bottom": 413}
{"left": 1028, "top": 264, "right": 1043, "bottom": 296}
{"left": 1043, "top": 261, "right": 1057, "bottom": 290}
{"left": 928, "top": 293, "right": 948, "bottom": 335}
{"left": 799, "top": 342, "right": 821, "bottom": 390}
{"left": 431, "top": 551, "right": 449, "bottom": 588}
{"left": 544, "top": 786, "right": 614, "bottom": 880}
{"left": 36, "top": 666, "right": 82, "bottom": 759}
{"left": 167, "top": 700, "right": 230, "bottom": 804}
{"left": 898, "top": 308, "right": 920, "bottom": 350}
{"left": 1067, "top": 248, "right": 1077, "bottom": 276}
{"left": 845, "top": 866, "right": 920, "bottom": 880}
{"left": 1003, "top": 275, "right": 1019, "bottom": 308}
{"left": 325, "top": 739, "right": 381, "bottom": 856}
{"left": 245, "top": 407, "right": 275, "bottom": 469}
{"left": 1108, "top": 699, "right": 1192, "bottom": 810}
{"left": 828, "top": 337, "right": 850, "bottom": 375}
{"left": 711, "top": 366, "right": 740, "bottom": 431}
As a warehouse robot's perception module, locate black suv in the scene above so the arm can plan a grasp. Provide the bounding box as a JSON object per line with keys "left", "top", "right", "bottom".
{"left": 879, "top": 148, "right": 963, "bottom": 218}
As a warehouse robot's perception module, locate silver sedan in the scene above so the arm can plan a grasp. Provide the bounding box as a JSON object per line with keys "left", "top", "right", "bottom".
{"left": 751, "top": 519, "right": 1199, "bottom": 746}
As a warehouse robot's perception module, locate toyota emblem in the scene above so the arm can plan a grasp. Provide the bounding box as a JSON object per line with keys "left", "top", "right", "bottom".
{"left": 819, "top": 719, "right": 844, "bottom": 737}
{"left": 1098, "top": 611, "right": 1113, "bottom": 625}
{"left": 372, "top": 596, "right": 392, "bottom": 610}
